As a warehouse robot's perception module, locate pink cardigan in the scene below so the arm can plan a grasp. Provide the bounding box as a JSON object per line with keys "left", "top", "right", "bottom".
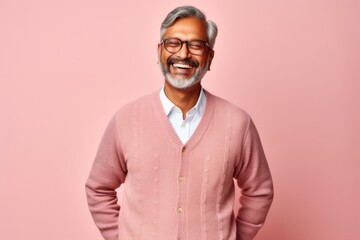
{"left": 85, "top": 89, "right": 274, "bottom": 240}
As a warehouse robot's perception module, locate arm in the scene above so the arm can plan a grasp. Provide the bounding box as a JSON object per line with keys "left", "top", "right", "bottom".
{"left": 234, "top": 119, "right": 274, "bottom": 240}
{"left": 85, "top": 116, "right": 127, "bottom": 240}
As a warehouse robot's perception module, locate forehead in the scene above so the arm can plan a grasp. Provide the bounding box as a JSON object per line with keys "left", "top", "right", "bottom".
{"left": 163, "top": 17, "right": 208, "bottom": 41}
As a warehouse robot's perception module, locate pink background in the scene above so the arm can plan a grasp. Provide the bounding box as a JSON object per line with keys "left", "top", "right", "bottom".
{"left": 1, "top": 0, "right": 359, "bottom": 239}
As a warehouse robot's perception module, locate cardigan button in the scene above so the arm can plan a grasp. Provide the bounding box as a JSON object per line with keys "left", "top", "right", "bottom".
{"left": 182, "top": 147, "right": 186, "bottom": 152}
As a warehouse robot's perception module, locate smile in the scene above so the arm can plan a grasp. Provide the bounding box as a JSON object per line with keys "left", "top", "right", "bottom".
{"left": 172, "top": 63, "right": 193, "bottom": 69}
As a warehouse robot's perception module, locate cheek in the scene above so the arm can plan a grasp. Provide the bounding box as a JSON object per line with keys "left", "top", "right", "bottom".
{"left": 197, "top": 57, "right": 207, "bottom": 68}
{"left": 160, "top": 52, "right": 170, "bottom": 65}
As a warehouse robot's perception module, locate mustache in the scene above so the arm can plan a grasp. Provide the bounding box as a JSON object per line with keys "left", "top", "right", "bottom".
{"left": 167, "top": 57, "right": 199, "bottom": 68}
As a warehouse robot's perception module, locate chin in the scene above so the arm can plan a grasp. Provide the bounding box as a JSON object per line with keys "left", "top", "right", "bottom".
{"left": 165, "top": 73, "right": 201, "bottom": 89}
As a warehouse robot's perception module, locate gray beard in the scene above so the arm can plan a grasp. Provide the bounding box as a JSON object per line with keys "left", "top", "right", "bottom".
{"left": 164, "top": 72, "right": 200, "bottom": 89}
{"left": 160, "top": 58, "right": 210, "bottom": 89}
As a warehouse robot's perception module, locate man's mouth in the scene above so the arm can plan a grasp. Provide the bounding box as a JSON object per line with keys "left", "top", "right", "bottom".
{"left": 167, "top": 58, "right": 199, "bottom": 70}
{"left": 172, "top": 63, "right": 193, "bottom": 69}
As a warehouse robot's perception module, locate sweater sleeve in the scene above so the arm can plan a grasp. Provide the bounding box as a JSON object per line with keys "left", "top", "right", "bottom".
{"left": 85, "top": 115, "right": 127, "bottom": 240}
{"left": 233, "top": 118, "right": 274, "bottom": 240}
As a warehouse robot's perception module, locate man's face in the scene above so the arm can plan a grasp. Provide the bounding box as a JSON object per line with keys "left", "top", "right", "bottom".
{"left": 158, "top": 17, "right": 214, "bottom": 89}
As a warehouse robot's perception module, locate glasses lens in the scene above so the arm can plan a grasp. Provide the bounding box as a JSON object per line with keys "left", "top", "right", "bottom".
{"left": 164, "top": 39, "right": 181, "bottom": 53}
{"left": 188, "top": 40, "right": 205, "bottom": 55}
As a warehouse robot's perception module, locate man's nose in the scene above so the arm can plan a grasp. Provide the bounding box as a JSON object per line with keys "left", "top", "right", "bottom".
{"left": 176, "top": 42, "right": 192, "bottom": 59}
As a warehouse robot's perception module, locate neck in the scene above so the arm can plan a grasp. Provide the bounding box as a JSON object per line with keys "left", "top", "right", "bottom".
{"left": 164, "top": 81, "right": 202, "bottom": 119}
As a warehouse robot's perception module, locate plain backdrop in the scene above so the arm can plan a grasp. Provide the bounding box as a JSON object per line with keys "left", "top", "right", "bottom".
{"left": 1, "top": 0, "right": 359, "bottom": 239}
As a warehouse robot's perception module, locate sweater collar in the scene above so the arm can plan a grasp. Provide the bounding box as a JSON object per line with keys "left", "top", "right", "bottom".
{"left": 159, "top": 86, "right": 206, "bottom": 117}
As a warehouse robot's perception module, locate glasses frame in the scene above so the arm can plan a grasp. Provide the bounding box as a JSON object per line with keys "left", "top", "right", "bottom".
{"left": 161, "top": 38, "right": 211, "bottom": 55}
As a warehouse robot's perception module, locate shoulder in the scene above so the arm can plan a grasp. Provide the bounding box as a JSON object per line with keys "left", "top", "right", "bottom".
{"left": 107, "top": 90, "right": 160, "bottom": 128}
{"left": 205, "top": 89, "right": 251, "bottom": 125}
{"left": 205, "top": 90, "right": 262, "bottom": 145}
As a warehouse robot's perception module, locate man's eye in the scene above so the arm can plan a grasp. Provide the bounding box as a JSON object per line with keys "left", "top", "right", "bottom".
{"left": 167, "top": 41, "right": 180, "bottom": 47}
{"left": 189, "top": 44, "right": 202, "bottom": 50}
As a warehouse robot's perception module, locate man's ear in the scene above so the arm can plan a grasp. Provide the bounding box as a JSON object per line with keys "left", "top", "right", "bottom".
{"left": 157, "top": 43, "right": 161, "bottom": 63}
{"left": 208, "top": 50, "right": 215, "bottom": 70}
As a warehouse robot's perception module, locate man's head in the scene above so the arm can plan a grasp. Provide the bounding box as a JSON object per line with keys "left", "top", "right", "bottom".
{"left": 158, "top": 6, "right": 218, "bottom": 89}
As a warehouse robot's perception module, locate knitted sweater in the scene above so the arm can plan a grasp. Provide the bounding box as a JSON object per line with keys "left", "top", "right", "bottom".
{"left": 85, "top": 89, "right": 274, "bottom": 240}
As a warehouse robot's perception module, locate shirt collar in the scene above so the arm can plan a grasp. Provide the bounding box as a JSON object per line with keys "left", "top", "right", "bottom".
{"left": 159, "top": 86, "right": 207, "bottom": 117}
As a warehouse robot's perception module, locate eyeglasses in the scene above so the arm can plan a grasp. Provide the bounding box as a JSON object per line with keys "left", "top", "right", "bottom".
{"left": 161, "top": 38, "right": 210, "bottom": 55}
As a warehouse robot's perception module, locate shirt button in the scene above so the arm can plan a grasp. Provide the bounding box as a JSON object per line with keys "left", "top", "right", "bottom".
{"left": 177, "top": 207, "right": 183, "bottom": 213}
{"left": 178, "top": 176, "right": 184, "bottom": 182}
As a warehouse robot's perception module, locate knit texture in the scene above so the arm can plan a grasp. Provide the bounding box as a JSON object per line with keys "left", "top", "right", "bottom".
{"left": 85, "top": 89, "right": 274, "bottom": 240}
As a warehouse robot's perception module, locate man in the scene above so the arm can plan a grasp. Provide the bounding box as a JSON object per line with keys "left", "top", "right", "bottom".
{"left": 86, "top": 6, "right": 273, "bottom": 240}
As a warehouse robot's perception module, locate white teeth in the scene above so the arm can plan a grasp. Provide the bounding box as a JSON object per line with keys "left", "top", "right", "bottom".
{"left": 173, "top": 63, "right": 192, "bottom": 69}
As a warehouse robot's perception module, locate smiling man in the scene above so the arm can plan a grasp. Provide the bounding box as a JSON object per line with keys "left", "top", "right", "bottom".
{"left": 86, "top": 6, "right": 273, "bottom": 240}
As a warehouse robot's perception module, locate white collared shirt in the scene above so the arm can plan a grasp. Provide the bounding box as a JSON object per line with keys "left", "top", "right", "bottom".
{"left": 159, "top": 87, "right": 206, "bottom": 144}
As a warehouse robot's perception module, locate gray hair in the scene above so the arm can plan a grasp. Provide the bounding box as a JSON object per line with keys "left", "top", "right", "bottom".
{"left": 160, "top": 6, "right": 218, "bottom": 49}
